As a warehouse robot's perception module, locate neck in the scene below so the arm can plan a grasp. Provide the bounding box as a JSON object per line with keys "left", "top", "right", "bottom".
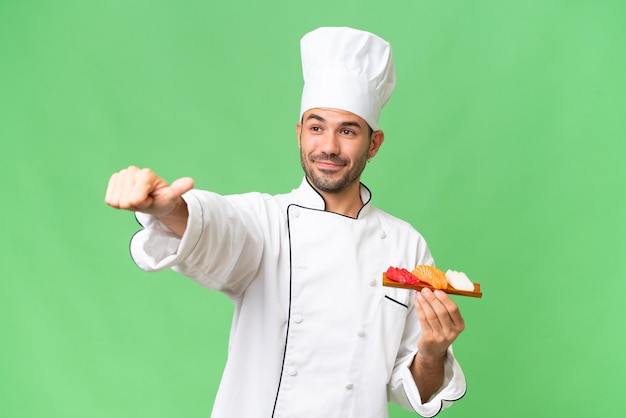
{"left": 314, "top": 180, "right": 364, "bottom": 218}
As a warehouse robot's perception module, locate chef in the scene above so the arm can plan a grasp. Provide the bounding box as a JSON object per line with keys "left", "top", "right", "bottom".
{"left": 105, "top": 27, "right": 467, "bottom": 417}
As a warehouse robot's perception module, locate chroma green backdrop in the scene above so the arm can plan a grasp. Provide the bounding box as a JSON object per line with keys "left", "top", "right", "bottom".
{"left": 1, "top": 0, "right": 625, "bottom": 417}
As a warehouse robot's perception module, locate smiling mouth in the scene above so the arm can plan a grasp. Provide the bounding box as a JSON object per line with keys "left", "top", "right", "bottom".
{"left": 311, "top": 154, "right": 348, "bottom": 170}
{"left": 315, "top": 160, "right": 344, "bottom": 171}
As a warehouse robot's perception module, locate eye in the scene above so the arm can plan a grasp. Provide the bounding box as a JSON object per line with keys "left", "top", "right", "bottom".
{"left": 340, "top": 129, "right": 355, "bottom": 135}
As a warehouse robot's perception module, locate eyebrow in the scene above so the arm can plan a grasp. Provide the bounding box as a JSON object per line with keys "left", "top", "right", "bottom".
{"left": 305, "top": 113, "right": 363, "bottom": 129}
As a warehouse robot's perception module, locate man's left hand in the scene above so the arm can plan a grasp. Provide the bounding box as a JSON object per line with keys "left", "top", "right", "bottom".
{"left": 414, "top": 288, "right": 465, "bottom": 361}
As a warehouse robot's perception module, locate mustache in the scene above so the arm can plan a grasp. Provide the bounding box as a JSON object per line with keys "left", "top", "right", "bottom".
{"left": 310, "top": 153, "right": 348, "bottom": 165}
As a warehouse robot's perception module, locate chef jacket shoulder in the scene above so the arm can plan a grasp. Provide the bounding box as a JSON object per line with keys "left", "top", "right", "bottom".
{"left": 368, "top": 205, "right": 427, "bottom": 242}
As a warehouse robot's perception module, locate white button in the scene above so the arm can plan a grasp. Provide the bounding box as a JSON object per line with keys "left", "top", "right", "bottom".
{"left": 287, "top": 367, "right": 297, "bottom": 376}
{"left": 293, "top": 315, "right": 303, "bottom": 324}
{"left": 345, "top": 383, "right": 354, "bottom": 390}
{"left": 379, "top": 230, "right": 386, "bottom": 239}
{"left": 369, "top": 279, "right": 377, "bottom": 287}
{"left": 357, "top": 329, "right": 366, "bottom": 338}
{"left": 291, "top": 208, "right": 301, "bottom": 218}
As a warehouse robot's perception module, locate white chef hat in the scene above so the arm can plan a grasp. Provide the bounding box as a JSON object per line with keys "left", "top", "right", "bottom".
{"left": 299, "top": 26, "right": 396, "bottom": 131}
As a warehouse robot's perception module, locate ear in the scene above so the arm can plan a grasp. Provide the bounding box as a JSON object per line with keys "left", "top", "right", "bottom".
{"left": 368, "top": 130, "right": 385, "bottom": 159}
{"left": 296, "top": 121, "right": 302, "bottom": 148}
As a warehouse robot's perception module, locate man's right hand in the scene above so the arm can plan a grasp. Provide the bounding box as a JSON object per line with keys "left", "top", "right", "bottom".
{"left": 105, "top": 166, "right": 194, "bottom": 237}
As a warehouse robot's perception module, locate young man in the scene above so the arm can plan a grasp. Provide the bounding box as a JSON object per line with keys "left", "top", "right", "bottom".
{"left": 105, "top": 27, "right": 467, "bottom": 417}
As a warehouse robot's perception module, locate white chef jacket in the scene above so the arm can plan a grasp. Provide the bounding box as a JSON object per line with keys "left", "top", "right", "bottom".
{"left": 130, "top": 177, "right": 466, "bottom": 417}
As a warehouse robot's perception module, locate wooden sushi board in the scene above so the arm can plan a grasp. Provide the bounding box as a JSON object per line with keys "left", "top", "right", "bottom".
{"left": 382, "top": 274, "right": 483, "bottom": 298}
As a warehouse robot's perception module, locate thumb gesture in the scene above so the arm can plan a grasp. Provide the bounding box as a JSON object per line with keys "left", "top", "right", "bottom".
{"left": 105, "top": 166, "right": 194, "bottom": 217}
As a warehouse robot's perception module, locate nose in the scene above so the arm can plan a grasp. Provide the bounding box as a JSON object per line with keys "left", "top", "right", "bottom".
{"left": 319, "top": 131, "right": 340, "bottom": 155}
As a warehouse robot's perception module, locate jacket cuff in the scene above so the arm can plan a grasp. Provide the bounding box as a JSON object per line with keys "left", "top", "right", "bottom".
{"left": 129, "top": 191, "right": 203, "bottom": 271}
{"left": 402, "top": 347, "right": 467, "bottom": 417}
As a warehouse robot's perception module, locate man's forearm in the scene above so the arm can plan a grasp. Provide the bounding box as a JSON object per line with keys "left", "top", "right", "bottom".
{"left": 409, "top": 352, "right": 445, "bottom": 403}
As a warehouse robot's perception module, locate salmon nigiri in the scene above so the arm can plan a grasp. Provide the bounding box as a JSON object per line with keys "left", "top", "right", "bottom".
{"left": 411, "top": 265, "right": 448, "bottom": 289}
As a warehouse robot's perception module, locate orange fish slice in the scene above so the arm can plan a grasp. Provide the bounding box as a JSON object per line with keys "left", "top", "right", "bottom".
{"left": 411, "top": 265, "right": 448, "bottom": 289}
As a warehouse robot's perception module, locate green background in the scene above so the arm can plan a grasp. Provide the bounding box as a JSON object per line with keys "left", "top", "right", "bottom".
{"left": 1, "top": 0, "right": 624, "bottom": 417}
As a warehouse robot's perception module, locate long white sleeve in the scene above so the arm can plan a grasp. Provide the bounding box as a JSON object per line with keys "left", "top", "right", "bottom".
{"left": 130, "top": 190, "right": 265, "bottom": 297}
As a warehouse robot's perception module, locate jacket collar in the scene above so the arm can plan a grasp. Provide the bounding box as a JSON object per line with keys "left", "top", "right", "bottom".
{"left": 292, "top": 177, "right": 373, "bottom": 218}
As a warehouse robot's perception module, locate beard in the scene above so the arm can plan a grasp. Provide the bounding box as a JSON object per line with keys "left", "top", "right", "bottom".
{"left": 300, "top": 148, "right": 368, "bottom": 194}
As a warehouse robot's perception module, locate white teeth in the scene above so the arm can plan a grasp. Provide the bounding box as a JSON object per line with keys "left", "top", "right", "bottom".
{"left": 445, "top": 269, "right": 475, "bottom": 291}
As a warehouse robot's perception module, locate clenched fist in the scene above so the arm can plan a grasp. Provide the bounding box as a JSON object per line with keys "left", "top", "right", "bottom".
{"left": 105, "top": 166, "right": 194, "bottom": 236}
